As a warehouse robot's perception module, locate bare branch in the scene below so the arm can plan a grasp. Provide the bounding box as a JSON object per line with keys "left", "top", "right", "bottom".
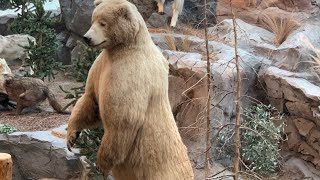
{"left": 203, "top": 0, "right": 212, "bottom": 178}
{"left": 229, "top": 0, "right": 241, "bottom": 179}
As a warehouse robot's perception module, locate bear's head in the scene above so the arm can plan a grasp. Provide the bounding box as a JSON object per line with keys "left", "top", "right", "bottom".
{"left": 83, "top": 0, "right": 144, "bottom": 49}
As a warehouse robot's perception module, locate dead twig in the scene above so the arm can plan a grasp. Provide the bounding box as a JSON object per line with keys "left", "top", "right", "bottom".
{"left": 203, "top": 0, "right": 212, "bottom": 177}
{"left": 229, "top": 0, "right": 241, "bottom": 179}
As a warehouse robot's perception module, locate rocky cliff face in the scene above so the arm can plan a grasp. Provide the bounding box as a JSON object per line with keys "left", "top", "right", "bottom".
{"left": 1, "top": 0, "right": 320, "bottom": 178}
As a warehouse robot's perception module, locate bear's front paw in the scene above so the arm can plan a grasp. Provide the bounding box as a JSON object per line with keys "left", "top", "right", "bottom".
{"left": 96, "top": 149, "right": 112, "bottom": 176}
{"left": 66, "top": 130, "right": 80, "bottom": 152}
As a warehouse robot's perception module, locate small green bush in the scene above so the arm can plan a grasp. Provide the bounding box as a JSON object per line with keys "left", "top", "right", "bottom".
{"left": 218, "top": 104, "right": 285, "bottom": 176}
{"left": 73, "top": 46, "right": 101, "bottom": 84}
{"left": 10, "top": 0, "right": 64, "bottom": 80}
{"left": 74, "top": 128, "right": 105, "bottom": 179}
{"left": 241, "top": 104, "right": 285, "bottom": 175}
{"left": 0, "top": 124, "right": 17, "bottom": 134}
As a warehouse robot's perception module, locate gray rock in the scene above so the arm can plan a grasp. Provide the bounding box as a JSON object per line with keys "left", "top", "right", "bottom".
{"left": 208, "top": 18, "right": 275, "bottom": 53}
{"left": 0, "top": 125, "right": 83, "bottom": 180}
{"left": 293, "top": 118, "right": 316, "bottom": 137}
{"left": 66, "top": 34, "right": 80, "bottom": 49}
{"left": 177, "top": 0, "right": 217, "bottom": 26}
{"left": 151, "top": 32, "right": 264, "bottom": 131}
{"left": 56, "top": 44, "right": 71, "bottom": 65}
{"left": 284, "top": 157, "right": 320, "bottom": 179}
{"left": 59, "top": 0, "right": 95, "bottom": 36}
{"left": 0, "top": 14, "right": 14, "bottom": 35}
{"left": 56, "top": 31, "right": 69, "bottom": 44}
{"left": 70, "top": 40, "right": 88, "bottom": 65}
{"left": 147, "top": 12, "right": 170, "bottom": 28}
{"left": 55, "top": 32, "right": 71, "bottom": 65}
{"left": 162, "top": 50, "right": 205, "bottom": 73}
{"left": 208, "top": 41, "right": 263, "bottom": 130}
{"left": 127, "top": 0, "right": 157, "bottom": 20}
{"left": 260, "top": 66, "right": 320, "bottom": 124}
{"left": 209, "top": 18, "right": 320, "bottom": 72}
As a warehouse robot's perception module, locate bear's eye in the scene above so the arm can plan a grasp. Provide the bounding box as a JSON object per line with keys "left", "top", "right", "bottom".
{"left": 100, "top": 22, "right": 106, "bottom": 27}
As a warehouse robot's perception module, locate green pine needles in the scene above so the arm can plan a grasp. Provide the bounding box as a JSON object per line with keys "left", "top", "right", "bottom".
{"left": 10, "top": 0, "right": 64, "bottom": 80}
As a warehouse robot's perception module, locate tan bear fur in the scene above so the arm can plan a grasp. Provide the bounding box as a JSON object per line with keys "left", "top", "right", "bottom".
{"left": 66, "top": 0, "right": 194, "bottom": 179}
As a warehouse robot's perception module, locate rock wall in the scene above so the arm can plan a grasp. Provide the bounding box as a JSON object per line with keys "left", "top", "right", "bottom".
{"left": 259, "top": 66, "right": 320, "bottom": 169}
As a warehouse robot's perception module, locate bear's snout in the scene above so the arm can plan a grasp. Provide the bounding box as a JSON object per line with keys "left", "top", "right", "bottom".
{"left": 83, "top": 35, "right": 92, "bottom": 46}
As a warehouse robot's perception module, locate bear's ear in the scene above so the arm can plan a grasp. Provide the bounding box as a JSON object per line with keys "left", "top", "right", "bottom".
{"left": 94, "top": 0, "right": 102, "bottom": 7}
{"left": 114, "top": 5, "right": 130, "bottom": 20}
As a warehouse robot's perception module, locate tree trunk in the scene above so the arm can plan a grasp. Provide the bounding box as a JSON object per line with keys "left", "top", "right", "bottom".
{"left": 0, "top": 153, "right": 12, "bottom": 180}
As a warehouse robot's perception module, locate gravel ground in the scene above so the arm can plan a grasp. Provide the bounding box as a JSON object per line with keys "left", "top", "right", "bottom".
{"left": 0, "top": 111, "right": 69, "bottom": 131}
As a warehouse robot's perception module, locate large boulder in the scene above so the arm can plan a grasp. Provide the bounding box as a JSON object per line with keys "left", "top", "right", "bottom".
{"left": 207, "top": 40, "right": 263, "bottom": 132}
{"left": 152, "top": 32, "right": 263, "bottom": 144}
{"left": 0, "top": 34, "right": 36, "bottom": 63}
{"left": 0, "top": 14, "right": 15, "bottom": 35}
{"left": 258, "top": 65, "right": 320, "bottom": 168}
{"left": 59, "top": 0, "right": 95, "bottom": 36}
{"left": 163, "top": 50, "right": 206, "bottom": 73}
{"left": 259, "top": 66, "right": 320, "bottom": 124}
{"left": 0, "top": 125, "right": 83, "bottom": 180}
{"left": 259, "top": 0, "right": 314, "bottom": 11}
{"left": 152, "top": 32, "right": 263, "bottom": 124}
{"left": 209, "top": 18, "right": 320, "bottom": 72}
{"left": 128, "top": 0, "right": 157, "bottom": 20}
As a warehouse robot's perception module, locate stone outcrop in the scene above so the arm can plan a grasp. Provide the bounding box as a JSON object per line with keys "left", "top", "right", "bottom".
{"left": 152, "top": 33, "right": 263, "bottom": 143}
{"left": 162, "top": 49, "right": 207, "bottom": 140}
{"left": 260, "top": 66, "right": 320, "bottom": 168}
{"left": 58, "top": 0, "right": 94, "bottom": 36}
{"left": 0, "top": 125, "right": 83, "bottom": 180}
{"left": 284, "top": 117, "right": 320, "bottom": 170}
{"left": 259, "top": 0, "right": 314, "bottom": 11}
{"left": 260, "top": 66, "right": 320, "bottom": 123}
{"left": 209, "top": 18, "right": 320, "bottom": 72}
{"left": 163, "top": 50, "right": 206, "bottom": 74}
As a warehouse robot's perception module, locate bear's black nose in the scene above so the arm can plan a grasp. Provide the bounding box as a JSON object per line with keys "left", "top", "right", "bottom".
{"left": 83, "top": 36, "right": 91, "bottom": 45}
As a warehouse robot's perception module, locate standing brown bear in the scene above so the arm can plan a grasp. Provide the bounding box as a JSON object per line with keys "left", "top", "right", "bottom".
{"left": 66, "top": 0, "right": 194, "bottom": 179}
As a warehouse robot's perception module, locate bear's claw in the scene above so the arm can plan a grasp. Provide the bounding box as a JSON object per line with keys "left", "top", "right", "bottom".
{"left": 66, "top": 131, "right": 80, "bottom": 152}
